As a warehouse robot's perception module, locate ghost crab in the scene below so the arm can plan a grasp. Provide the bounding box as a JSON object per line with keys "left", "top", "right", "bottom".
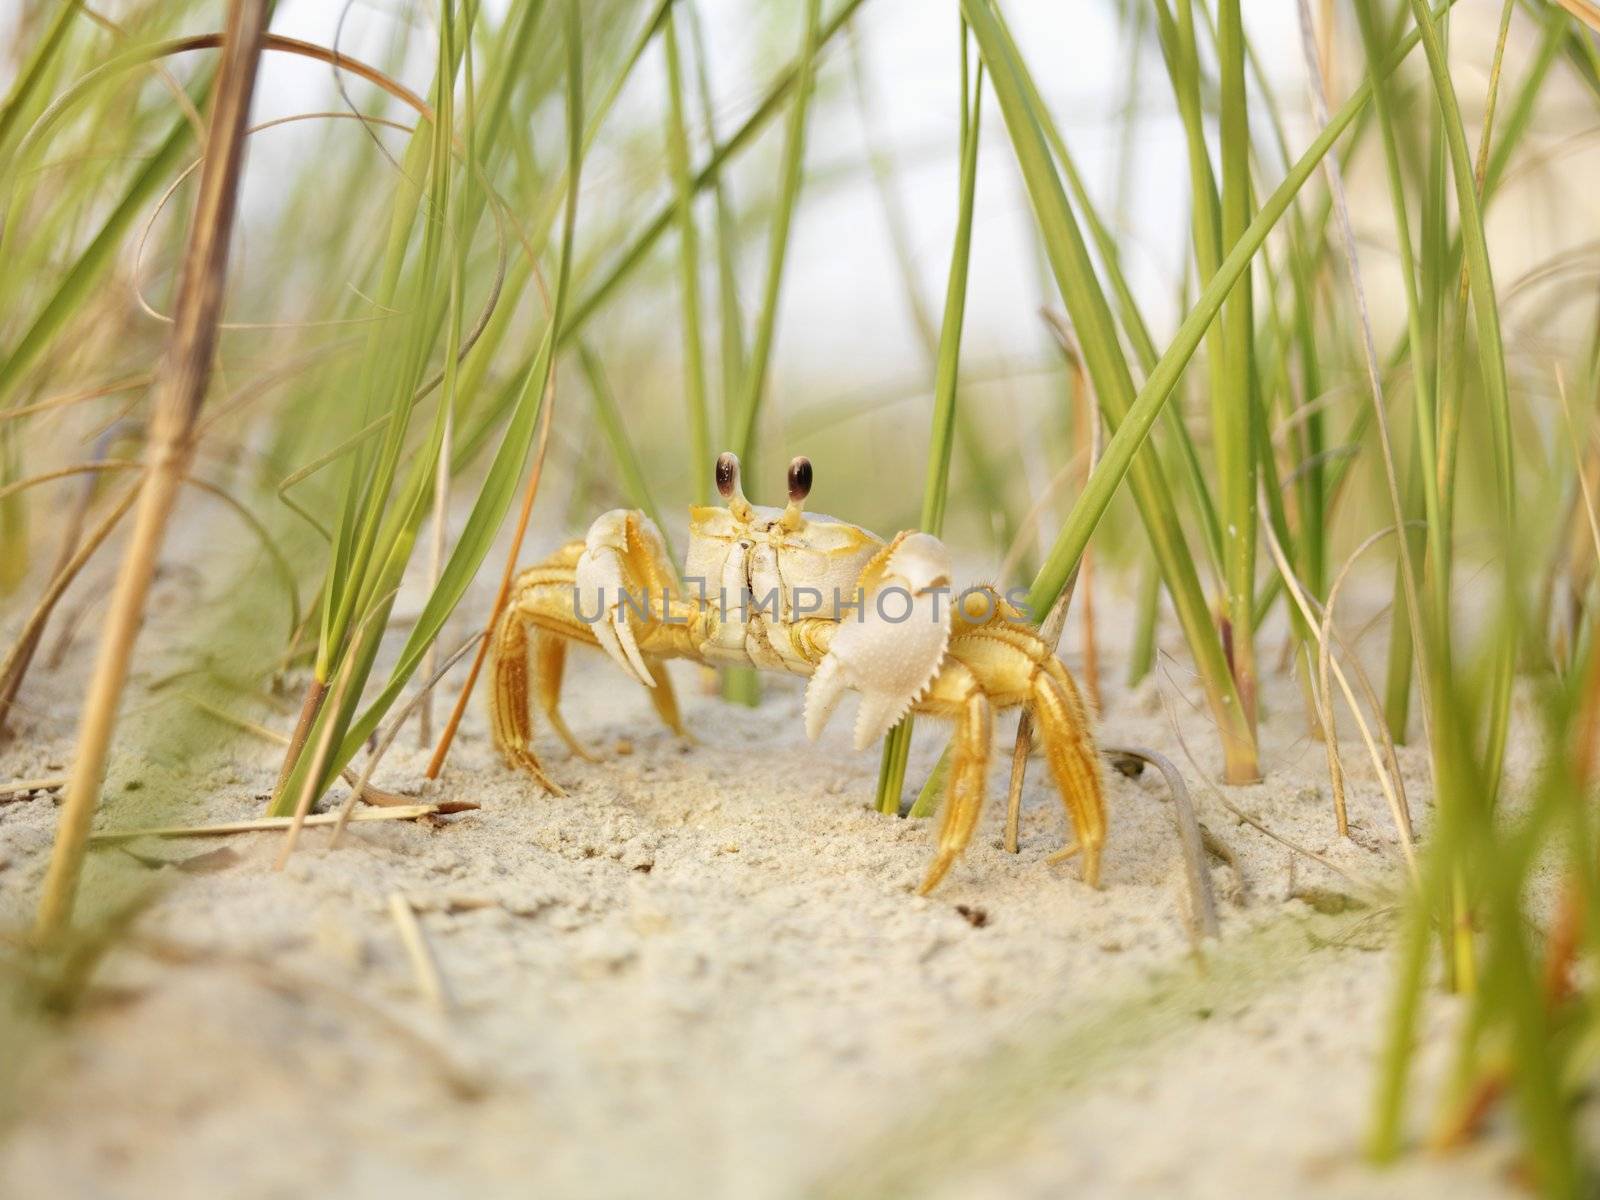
{"left": 489, "top": 451, "right": 1105, "bottom": 893}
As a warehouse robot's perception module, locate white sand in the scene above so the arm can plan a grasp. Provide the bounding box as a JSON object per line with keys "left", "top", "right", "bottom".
{"left": 0, "top": 555, "right": 1537, "bottom": 1198}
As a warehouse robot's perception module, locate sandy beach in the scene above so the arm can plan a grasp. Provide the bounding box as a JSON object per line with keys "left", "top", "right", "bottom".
{"left": 0, "top": 551, "right": 1537, "bottom": 1199}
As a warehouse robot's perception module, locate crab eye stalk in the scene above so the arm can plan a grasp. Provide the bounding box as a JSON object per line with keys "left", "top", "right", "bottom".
{"left": 716, "top": 450, "right": 754, "bottom": 521}
{"left": 715, "top": 451, "right": 739, "bottom": 499}
{"left": 780, "top": 455, "right": 812, "bottom": 530}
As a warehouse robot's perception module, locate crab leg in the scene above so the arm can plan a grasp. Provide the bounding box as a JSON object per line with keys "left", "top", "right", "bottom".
{"left": 919, "top": 623, "right": 1104, "bottom": 889}
{"left": 642, "top": 657, "right": 689, "bottom": 739}
{"left": 491, "top": 525, "right": 695, "bottom": 782}
{"left": 532, "top": 633, "right": 596, "bottom": 761}
{"left": 1032, "top": 660, "right": 1106, "bottom": 887}
{"left": 489, "top": 603, "right": 566, "bottom": 795}
{"left": 917, "top": 661, "right": 993, "bottom": 895}
{"left": 497, "top": 544, "right": 600, "bottom": 767}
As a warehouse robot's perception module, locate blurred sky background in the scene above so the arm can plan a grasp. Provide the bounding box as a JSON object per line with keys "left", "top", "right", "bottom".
{"left": 256, "top": 1, "right": 1304, "bottom": 386}
{"left": 1, "top": 1, "right": 1573, "bottom": 537}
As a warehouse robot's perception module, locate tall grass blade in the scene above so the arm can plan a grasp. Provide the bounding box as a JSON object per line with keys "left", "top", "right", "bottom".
{"left": 728, "top": 0, "right": 823, "bottom": 464}
{"left": 274, "top": 0, "right": 588, "bottom": 810}
{"left": 1026, "top": 2, "right": 1457, "bottom": 660}
{"left": 961, "top": 0, "right": 1254, "bottom": 779}
{"left": 1213, "top": 0, "right": 1260, "bottom": 743}
{"left": 875, "top": 27, "right": 983, "bottom": 817}
{"left": 561, "top": 0, "right": 868, "bottom": 341}
{"left": 35, "top": 0, "right": 271, "bottom": 937}
{"left": 663, "top": 10, "right": 713, "bottom": 504}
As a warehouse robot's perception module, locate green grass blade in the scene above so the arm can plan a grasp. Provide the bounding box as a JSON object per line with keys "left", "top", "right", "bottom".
{"left": 0, "top": 69, "right": 215, "bottom": 407}
{"left": 1213, "top": 0, "right": 1259, "bottom": 739}
{"left": 875, "top": 31, "right": 983, "bottom": 817}
{"left": 663, "top": 10, "right": 713, "bottom": 503}
{"left": 684, "top": 0, "right": 749, "bottom": 417}
{"left": 0, "top": 0, "right": 80, "bottom": 160}
{"left": 325, "top": 0, "right": 588, "bottom": 788}
{"left": 993, "top": 3, "right": 1222, "bottom": 580}
{"left": 962, "top": 0, "right": 1253, "bottom": 778}
{"left": 1406, "top": 0, "right": 1514, "bottom": 786}
{"left": 561, "top": 0, "right": 868, "bottom": 342}
{"left": 580, "top": 341, "right": 676, "bottom": 561}
{"left": 1027, "top": 1, "right": 1457, "bottom": 632}
{"left": 729, "top": 0, "right": 822, "bottom": 463}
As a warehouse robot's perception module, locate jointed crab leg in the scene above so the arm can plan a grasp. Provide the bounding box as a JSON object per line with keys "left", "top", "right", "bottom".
{"left": 887, "top": 606, "right": 1104, "bottom": 892}
{"left": 533, "top": 633, "right": 594, "bottom": 761}
{"left": 489, "top": 601, "right": 566, "bottom": 795}
{"left": 491, "top": 526, "right": 689, "bottom": 788}
{"left": 918, "top": 661, "right": 993, "bottom": 894}
{"left": 1032, "top": 660, "right": 1105, "bottom": 886}
{"left": 641, "top": 657, "right": 688, "bottom": 739}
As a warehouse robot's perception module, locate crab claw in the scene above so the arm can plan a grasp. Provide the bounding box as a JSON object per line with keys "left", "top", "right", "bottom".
{"left": 804, "top": 532, "right": 953, "bottom": 751}
{"left": 575, "top": 510, "right": 659, "bottom": 687}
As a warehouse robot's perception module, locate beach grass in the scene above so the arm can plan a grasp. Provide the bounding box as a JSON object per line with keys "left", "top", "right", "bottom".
{"left": 3, "top": 0, "right": 1600, "bottom": 1187}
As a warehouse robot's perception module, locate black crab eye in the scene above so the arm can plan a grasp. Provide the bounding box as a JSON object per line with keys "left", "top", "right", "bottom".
{"left": 787, "top": 455, "right": 813, "bottom": 502}
{"left": 715, "top": 452, "right": 739, "bottom": 499}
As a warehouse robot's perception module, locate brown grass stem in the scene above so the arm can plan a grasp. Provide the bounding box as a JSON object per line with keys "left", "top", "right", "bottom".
{"left": 33, "top": 0, "right": 271, "bottom": 939}
{"left": 89, "top": 805, "right": 449, "bottom": 842}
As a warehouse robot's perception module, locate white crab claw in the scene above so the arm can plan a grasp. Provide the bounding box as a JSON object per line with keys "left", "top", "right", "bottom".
{"left": 576, "top": 510, "right": 656, "bottom": 687}
{"left": 804, "top": 655, "right": 846, "bottom": 742}
{"left": 804, "top": 532, "right": 953, "bottom": 751}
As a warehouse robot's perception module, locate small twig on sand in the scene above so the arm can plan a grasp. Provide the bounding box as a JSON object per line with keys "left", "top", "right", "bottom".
{"left": 0, "top": 775, "right": 67, "bottom": 800}
{"left": 88, "top": 804, "right": 456, "bottom": 843}
{"left": 1098, "top": 743, "right": 1220, "bottom": 944}
{"left": 388, "top": 892, "right": 453, "bottom": 1015}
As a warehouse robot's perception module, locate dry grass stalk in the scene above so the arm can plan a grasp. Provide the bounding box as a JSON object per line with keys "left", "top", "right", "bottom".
{"left": 1261, "top": 513, "right": 1419, "bottom": 884}
{"left": 0, "top": 480, "right": 141, "bottom": 737}
{"left": 425, "top": 374, "right": 556, "bottom": 779}
{"left": 388, "top": 892, "right": 453, "bottom": 1014}
{"left": 1, "top": 775, "right": 67, "bottom": 799}
{"left": 34, "top": 0, "right": 272, "bottom": 939}
{"left": 0, "top": 374, "right": 151, "bottom": 424}
{"left": 1160, "top": 690, "right": 1374, "bottom": 897}
{"left": 1553, "top": 0, "right": 1600, "bottom": 33}
{"left": 1295, "top": 0, "right": 1433, "bottom": 752}
{"left": 1318, "top": 528, "right": 1416, "bottom": 839}
{"left": 87, "top": 804, "right": 446, "bottom": 842}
